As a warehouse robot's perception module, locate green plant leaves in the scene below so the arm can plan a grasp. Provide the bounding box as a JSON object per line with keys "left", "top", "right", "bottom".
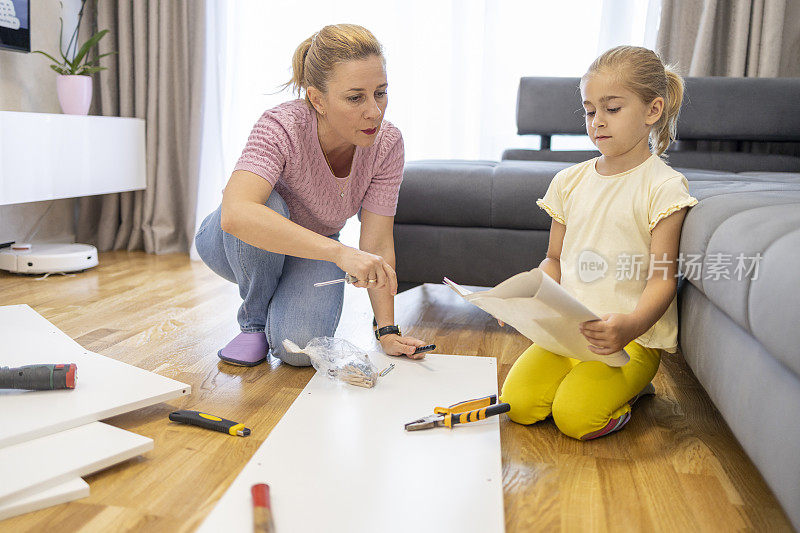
{"left": 32, "top": 28, "right": 112, "bottom": 77}
{"left": 76, "top": 66, "right": 107, "bottom": 75}
{"left": 32, "top": 50, "right": 63, "bottom": 65}
{"left": 49, "top": 64, "right": 70, "bottom": 75}
{"left": 94, "top": 51, "right": 117, "bottom": 61}
{"left": 71, "top": 29, "right": 109, "bottom": 71}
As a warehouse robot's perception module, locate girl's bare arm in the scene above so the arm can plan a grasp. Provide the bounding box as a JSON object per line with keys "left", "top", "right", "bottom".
{"left": 539, "top": 219, "right": 565, "bottom": 283}
{"left": 630, "top": 208, "right": 688, "bottom": 335}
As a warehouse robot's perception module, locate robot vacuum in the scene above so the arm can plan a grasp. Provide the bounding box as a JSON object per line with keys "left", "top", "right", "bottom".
{"left": 0, "top": 243, "right": 99, "bottom": 274}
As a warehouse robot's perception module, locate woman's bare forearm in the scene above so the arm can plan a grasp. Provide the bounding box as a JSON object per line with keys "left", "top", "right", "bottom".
{"left": 221, "top": 201, "right": 346, "bottom": 263}
{"left": 366, "top": 245, "right": 396, "bottom": 326}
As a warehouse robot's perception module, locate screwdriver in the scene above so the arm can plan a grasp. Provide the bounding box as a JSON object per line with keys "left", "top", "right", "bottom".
{"left": 0, "top": 364, "right": 77, "bottom": 390}
{"left": 169, "top": 410, "right": 251, "bottom": 437}
{"left": 313, "top": 273, "right": 359, "bottom": 287}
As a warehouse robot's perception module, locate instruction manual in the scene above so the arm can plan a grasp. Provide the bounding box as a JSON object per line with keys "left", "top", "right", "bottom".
{"left": 444, "top": 269, "right": 629, "bottom": 367}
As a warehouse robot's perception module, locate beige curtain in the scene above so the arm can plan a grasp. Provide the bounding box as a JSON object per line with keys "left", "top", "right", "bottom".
{"left": 76, "top": 1, "right": 206, "bottom": 253}
{"left": 657, "top": 0, "right": 800, "bottom": 77}
{"left": 656, "top": 0, "right": 800, "bottom": 156}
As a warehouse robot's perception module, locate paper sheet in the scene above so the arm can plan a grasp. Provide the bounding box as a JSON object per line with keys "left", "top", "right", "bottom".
{"left": 445, "top": 269, "right": 629, "bottom": 366}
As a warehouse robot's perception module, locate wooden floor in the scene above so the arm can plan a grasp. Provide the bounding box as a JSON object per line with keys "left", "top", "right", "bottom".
{"left": 0, "top": 252, "right": 793, "bottom": 532}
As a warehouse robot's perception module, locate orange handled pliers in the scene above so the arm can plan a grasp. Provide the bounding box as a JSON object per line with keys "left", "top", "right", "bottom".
{"left": 404, "top": 394, "right": 510, "bottom": 431}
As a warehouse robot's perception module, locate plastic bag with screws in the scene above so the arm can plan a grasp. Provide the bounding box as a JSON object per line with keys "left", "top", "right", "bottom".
{"left": 282, "top": 337, "right": 378, "bottom": 388}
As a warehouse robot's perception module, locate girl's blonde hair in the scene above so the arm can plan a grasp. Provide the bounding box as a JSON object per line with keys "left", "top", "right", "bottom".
{"left": 583, "top": 46, "right": 684, "bottom": 156}
{"left": 286, "top": 24, "right": 384, "bottom": 105}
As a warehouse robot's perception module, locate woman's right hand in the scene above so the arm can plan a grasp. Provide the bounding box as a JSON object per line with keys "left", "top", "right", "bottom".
{"left": 335, "top": 246, "right": 397, "bottom": 294}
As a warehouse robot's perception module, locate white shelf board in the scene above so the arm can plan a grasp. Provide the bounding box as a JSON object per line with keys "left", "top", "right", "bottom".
{"left": 199, "top": 352, "right": 505, "bottom": 533}
{"left": 0, "top": 421, "right": 152, "bottom": 505}
{"left": 0, "top": 478, "right": 89, "bottom": 521}
{"left": 0, "top": 304, "right": 190, "bottom": 448}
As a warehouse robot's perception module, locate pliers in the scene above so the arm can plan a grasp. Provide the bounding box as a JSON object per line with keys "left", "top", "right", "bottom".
{"left": 404, "top": 394, "right": 510, "bottom": 431}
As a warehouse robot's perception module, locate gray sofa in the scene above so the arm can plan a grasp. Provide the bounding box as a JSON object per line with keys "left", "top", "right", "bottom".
{"left": 393, "top": 77, "right": 800, "bottom": 529}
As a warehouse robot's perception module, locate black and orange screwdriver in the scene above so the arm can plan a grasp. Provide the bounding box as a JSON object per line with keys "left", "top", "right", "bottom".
{"left": 0, "top": 364, "right": 77, "bottom": 390}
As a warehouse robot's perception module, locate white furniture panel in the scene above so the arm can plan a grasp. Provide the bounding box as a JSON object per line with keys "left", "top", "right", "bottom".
{"left": 0, "top": 111, "right": 146, "bottom": 206}
{"left": 0, "top": 478, "right": 89, "bottom": 521}
{"left": 0, "top": 304, "right": 190, "bottom": 447}
{"left": 199, "top": 352, "right": 505, "bottom": 533}
{"left": 0, "top": 422, "right": 151, "bottom": 505}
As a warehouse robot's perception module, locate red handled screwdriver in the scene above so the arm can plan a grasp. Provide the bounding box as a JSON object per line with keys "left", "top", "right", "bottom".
{"left": 0, "top": 364, "right": 77, "bottom": 390}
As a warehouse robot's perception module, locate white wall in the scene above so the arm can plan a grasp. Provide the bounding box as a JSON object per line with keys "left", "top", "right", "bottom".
{"left": 0, "top": 0, "right": 82, "bottom": 244}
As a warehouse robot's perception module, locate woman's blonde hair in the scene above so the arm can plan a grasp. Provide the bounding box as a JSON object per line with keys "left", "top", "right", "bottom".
{"left": 286, "top": 24, "right": 384, "bottom": 105}
{"left": 583, "top": 46, "right": 684, "bottom": 156}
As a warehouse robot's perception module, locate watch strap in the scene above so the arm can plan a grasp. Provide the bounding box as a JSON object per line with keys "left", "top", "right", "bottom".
{"left": 373, "top": 318, "right": 401, "bottom": 340}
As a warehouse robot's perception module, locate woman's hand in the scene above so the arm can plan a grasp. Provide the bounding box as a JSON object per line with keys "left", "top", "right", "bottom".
{"left": 379, "top": 334, "right": 428, "bottom": 359}
{"left": 335, "top": 246, "right": 397, "bottom": 294}
{"left": 579, "top": 313, "right": 643, "bottom": 356}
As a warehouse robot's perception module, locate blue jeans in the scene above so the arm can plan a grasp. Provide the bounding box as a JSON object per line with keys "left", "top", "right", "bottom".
{"left": 194, "top": 191, "right": 345, "bottom": 366}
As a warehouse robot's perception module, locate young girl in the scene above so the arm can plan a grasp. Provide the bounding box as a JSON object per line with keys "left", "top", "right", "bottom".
{"left": 499, "top": 46, "right": 698, "bottom": 440}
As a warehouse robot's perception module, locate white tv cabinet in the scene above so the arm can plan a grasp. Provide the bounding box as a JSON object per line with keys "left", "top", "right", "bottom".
{"left": 0, "top": 111, "right": 146, "bottom": 206}
{"left": 0, "top": 111, "right": 146, "bottom": 274}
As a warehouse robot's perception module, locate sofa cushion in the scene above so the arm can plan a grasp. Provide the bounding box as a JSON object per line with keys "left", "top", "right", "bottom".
{"left": 678, "top": 183, "right": 800, "bottom": 373}
{"left": 685, "top": 177, "right": 800, "bottom": 202}
{"left": 736, "top": 172, "right": 800, "bottom": 184}
{"left": 394, "top": 225, "right": 549, "bottom": 287}
{"left": 679, "top": 187, "right": 800, "bottom": 294}
{"left": 505, "top": 150, "right": 800, "bottom": 173}
{"left": 670, "top": 151, "right": 800, "bottom": 173}
{"left": 397, "top": 160, "right": 572, "bottom": 231}
{"left": 679, "top": 168, "right": 740, "bottom": 180}
{"left": 681, "top": 169, "right": 800, "bottom": 184}
{"left": 396, "top": 160, "right": 497, "bottom": 227}
{"left": 748, "top": 224, "right": 800, "bottom": 377}
{"left": 491, "top": 161, "right": 572, "bottom": 230}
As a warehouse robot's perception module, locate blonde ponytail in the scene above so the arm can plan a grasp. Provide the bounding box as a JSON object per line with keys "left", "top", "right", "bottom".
{"left": 284, "top": 24, "right": 384, "bottom": 105}
{"left": 583, "top": 46, "right": 685, "bottom": 157}
{"left": 651, "top": 67, "right": 684, "bottom": 156}
{"left": 286, "top": 37, "right": 314, "bottom": 98}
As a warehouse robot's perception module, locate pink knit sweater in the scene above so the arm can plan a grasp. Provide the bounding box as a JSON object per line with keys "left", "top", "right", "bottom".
{"left": 234, "top": 99, "right": 405, "bottom": 236}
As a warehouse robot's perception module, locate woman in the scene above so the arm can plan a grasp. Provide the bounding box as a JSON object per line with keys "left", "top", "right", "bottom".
{"left": 195, "top": 24, "right": 426, "bottom": 367}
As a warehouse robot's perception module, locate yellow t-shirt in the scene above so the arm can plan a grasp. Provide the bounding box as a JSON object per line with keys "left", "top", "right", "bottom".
{"left": 536, "top": 155, "right": 698, "bottom": 353}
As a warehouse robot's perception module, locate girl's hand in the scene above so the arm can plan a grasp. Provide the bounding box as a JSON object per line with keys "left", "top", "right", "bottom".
{"left": 579, "top": 313, "right": 643, "bottom": 355}
{"left": 380, "top": 334, "right": 428, "bottom": 359}
{"left": 335, "top": 246, "right": 397, "bottom": 294}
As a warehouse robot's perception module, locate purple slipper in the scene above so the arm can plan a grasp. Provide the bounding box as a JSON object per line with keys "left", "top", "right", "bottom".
{"left": 217, "top": 332, "right": 268, "bottom": 367}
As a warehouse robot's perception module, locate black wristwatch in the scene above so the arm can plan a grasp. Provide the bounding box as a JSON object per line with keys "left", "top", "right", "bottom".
{"left": 373, "top": 317, "right": 401, "bottom": 340}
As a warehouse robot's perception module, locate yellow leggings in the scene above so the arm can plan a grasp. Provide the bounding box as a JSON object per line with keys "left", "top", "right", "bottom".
{"left": 499, "top": 341, "right": 661, "bottom": 440}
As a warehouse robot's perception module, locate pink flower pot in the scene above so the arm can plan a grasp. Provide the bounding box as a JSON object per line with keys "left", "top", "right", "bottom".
{"left": 56, "top": 75, "right": 93, "bottom": 115}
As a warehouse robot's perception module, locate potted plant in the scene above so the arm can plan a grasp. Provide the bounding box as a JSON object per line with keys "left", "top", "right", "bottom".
{"left": 33, "top": 1, "right": 112, "bottom": 115}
